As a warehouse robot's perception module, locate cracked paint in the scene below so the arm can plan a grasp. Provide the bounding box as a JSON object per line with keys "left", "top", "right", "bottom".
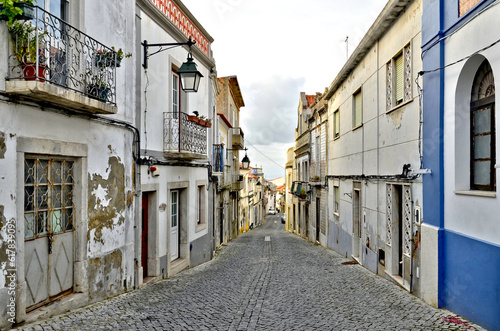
{"left": 88, "top": 249, "right": 123, "bottom": 300}
{"left": 88, "top": 156, "right": 126, "bottom": 244}
{"left": 0, "top": 132, "right": 6, "bottom": 159}
{"left": 388, "top": 107, "right": 405, "bottom": 128}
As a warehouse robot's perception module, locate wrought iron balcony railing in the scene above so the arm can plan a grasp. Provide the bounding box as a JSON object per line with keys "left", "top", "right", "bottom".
{"left": 164, "top": 112, "right": 207, "bottom": 159}
{"left": 6, "top": 6, "right": 117, "bottom": 106}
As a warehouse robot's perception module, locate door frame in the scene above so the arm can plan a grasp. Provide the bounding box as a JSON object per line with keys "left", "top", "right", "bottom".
{"left": 15, "top": 137, "right": 88, "bottom": 323}
{"left": 140, "top": 185, "right": 160, "bottom": 280}
{"left": 352, "top": 182, "right": 362, "bottom": 260}
{"left": 168, "top": 181, "right": 189, "bottom": 264}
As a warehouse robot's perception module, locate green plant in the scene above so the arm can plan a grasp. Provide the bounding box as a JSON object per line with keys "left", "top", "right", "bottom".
{"left": 300, "top": 188, "right": 307, "bottom": 197}
{"left": 95, "top": 46, "right": 132, "bottom": 67}
{"left": 9, "top": 21, "right": 46, "bottom": 63}
{"left": 1, "top": 0, "right": 36, "bottom": 28}
{"left": 192, "top": 110, "right": 199, "bottom": 117}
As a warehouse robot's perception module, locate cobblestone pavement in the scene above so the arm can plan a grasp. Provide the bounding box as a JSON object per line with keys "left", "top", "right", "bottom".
{"left": 14, "top": 216, "right": 485, "bottom": 331}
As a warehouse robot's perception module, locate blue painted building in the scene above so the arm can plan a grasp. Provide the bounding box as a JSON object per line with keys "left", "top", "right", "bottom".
{"left": 421, "top": 0, "right": 500, "bottom": 329}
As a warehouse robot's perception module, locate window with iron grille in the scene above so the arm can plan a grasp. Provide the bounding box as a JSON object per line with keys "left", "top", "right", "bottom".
{"left": 24, "top": 157, "right": 74, "bottom": 240}
{"left": 470, "top": 60, "right": 496, "bottom": 191}
{"left": 386, "top": 43, "right": 412, "bottom": 111}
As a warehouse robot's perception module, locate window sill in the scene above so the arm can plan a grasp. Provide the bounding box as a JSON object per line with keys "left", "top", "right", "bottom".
{"left": 386, "top": 98, "right": 413, "bottom": 114}
{"left": 454, "top": 190, "right": 496, "bottom": 198}
{"left": 352, "top": 124, "right": 363, "bottom": 131}
{"left": 195, "top": 222, "right": 207, "bottom": 233}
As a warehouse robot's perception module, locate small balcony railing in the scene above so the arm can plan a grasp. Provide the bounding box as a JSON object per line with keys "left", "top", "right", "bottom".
{"left": 6, "top": 6, "right": 117, "bottom": 109}
{"left": 232, "top": 127, "right": 244, "bottom": 149}
{"left": 164, "top": 112, "right": 207, "bottom": 159}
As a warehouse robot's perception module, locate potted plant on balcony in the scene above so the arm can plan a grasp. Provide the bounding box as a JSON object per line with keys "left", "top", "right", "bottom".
{"left": 9, "top": 21, "right": 48, "bottom": 81}
{"left": 311, "top": 175, "right": 320, "bottom": 182}
{"left": 1, "top": 0, "right": 36, "bottom": 28}
{"left": 94, "top": 47, "right": 132, "bottom": 68}
{"left": 300, "top": 188, "right": 307, "bottom": 199}
{"left": 188, "top": 111, "right": 201, "bottom": 124}
{"left": 86, "top": 71, "right": 110, "bottom": 102}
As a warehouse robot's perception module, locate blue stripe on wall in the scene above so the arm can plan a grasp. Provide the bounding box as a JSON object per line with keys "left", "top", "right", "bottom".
{"left": 442, "top": 230, "right": 500, "bottom": 331}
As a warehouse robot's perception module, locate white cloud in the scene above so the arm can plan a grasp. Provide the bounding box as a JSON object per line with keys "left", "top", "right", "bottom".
{"left": 183, "top": 0, "right": 388, "bottom": 179}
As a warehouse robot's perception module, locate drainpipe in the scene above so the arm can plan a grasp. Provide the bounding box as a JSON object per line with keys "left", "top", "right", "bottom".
{"left": 134, "top": 12, "right": 142, "bottom": 289}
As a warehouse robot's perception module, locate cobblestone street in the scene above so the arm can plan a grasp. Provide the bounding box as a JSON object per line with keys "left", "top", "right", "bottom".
{"left": 14, "top": 216, "right": 483, "bottom": 331}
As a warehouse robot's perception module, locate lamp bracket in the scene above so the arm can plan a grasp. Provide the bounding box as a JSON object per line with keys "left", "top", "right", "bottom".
{"left": 142, "top": 37, "right": 196, "bottom": 69}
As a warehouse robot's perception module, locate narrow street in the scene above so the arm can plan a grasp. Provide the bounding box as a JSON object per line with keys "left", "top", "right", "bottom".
{"left": 15, "top": 217, "right": 482, "bottom": 331}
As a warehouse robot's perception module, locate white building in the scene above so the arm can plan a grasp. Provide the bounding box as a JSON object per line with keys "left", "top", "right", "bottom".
{"left": 0, "top": 1, "right": 136, "bottom": 327}
{"left": 136, "top": 0, "right": 216, "bottom": 281}
{"left": 326, "top": 0, "right": 423, "bottom": 293}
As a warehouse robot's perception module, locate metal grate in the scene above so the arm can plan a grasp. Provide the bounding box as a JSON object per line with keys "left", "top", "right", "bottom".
{"left": 24, "top": 158, "right": 74, "bottom": 240}
{"left": 164, "top": 112, "right": 207, "bottom": 156}
{"left": 386, "top": 184, "right": 392, "bottom": 246}
{"left": 404, "top": 44, "right": 412, "bottom": 102}
{"left": 7, "top": 6, "right": 117, "bottom": 105}
{"left": 403, "top": 184, "right": 412, "bottom": 256}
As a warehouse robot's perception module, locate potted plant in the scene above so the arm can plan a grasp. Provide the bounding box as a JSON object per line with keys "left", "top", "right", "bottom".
{"left": 0, "top": 0, "right": 36, "bottom": 28}
{"left": 300, "top": 188, "right": 307, "bottom": 199}
{"left": 94, "top": 47, "right": 131, "bottom": 68}
{"left": 198, "top": 115, "right": 207, "bottom": 126}
{"left": 311, "top": 175, "right": 320, "bottom": 182}
{"left": 86, "top": 71, "right": 110, "bottom": 101}
{"left": 205, "top": 118, "right": 212, "bottom": 128}
{"left": 9, "top": 21, "right": 48, "bottom": 80}
{"left": 188, "top": 110, "right": 200, "bottom": 123}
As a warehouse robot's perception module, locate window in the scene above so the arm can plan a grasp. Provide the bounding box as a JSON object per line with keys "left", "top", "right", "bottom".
{"left": 387, "top": 44, "right": 412, "bottom": 110}
{"left": 353, "top": 89, "right": 362, "bottom": 128}
{"left": 172, "top": 72, "right": 179, "bottom": 115}
{"left": 334, "top": 186, "right": 340, "bottom": 217}
{"left": 38, "top": 0, "right": 68, "bottom": 20}
{"left": 470, "top": 60, "right": 495, "bottom": 191}
{"left": 334, "top": 109, "right": 340, "bottom": 138}
{"left": 24, "top": 157, "right": 74, "bottom": 240}
{"left": 198, "top": 185, "right": 206, "bottom": 225}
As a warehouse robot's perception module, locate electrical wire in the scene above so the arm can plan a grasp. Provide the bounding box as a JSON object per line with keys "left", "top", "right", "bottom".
{"left": 244, "top": 138, "right": 286, "bottom": 170}
{"left": 421, "top": 0, "right": 500, "bottom": 59}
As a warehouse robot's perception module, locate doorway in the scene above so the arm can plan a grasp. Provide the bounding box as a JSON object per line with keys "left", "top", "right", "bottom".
{"left": 316, "top": 198, "right": 320, "bottom": 242}
{"left": 170, "top": 190, "right": 180, "bottom": 261}
{"left": 352, "top": 188, "right": 361, "bottom": 259}
{"left": 141, "top": 193, "right": 149, "bottom": 278}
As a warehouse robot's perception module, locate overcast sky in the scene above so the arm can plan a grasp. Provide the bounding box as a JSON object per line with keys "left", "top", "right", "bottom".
{"left": 183, "top": 0, "right": 388, "bottom": 180}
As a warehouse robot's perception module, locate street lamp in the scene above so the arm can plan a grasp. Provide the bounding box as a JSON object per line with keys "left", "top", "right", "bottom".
{"left": 142, "top": 37, "right": 203, "bottom": 93}
{"left": 227, "top": 147, "right": 251, "bottom": 170}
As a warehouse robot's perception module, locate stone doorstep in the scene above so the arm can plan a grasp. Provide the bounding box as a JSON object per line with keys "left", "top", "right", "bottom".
{"left": 20, "top": 292, "right": 88, "bottom": 327}
{"left": 169, "top": 258, "right": 189, "bottom": 277}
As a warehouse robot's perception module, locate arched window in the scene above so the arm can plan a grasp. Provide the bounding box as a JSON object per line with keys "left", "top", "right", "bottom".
{"left": 470, "top": 60, "right": 495, "bottom": 191}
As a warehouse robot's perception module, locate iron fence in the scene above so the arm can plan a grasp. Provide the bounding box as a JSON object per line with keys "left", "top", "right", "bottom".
{"left": 7, "top": 6, "right": 117, "bottom": 105}
{"left": 164, "top": 112, "right": 207, "bottom": 156}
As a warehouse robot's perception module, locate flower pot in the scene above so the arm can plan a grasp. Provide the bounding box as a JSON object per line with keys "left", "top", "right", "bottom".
{"left": 87, "top": 84, "right": 110, "bottom": 102}
{"left": 187, "top": 115, "right": 199, "bottom": 123}
{"left": 21, "top": 63, "right": 46, "bottom": 82}
{"left": 0, "top": 3, "right": 35, "bottom": 21}
{"left": 204, "top": 121, "right": 212, "bottom": 128}
{"left": 94, "top": 53, "right": 121, "bottom": 68}
{"left": 199, "top": 119, "right": 207, "bottom": 126}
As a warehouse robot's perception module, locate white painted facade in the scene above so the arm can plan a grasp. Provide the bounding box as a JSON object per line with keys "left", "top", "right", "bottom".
{"left": 326, "top": 0, "right": 423, "bottom": 293}
{"left": 136, "top": 0, "right": 216, "bottom": 280}
{"left": 0, "top": 0, "right": 136, "bottom": 327}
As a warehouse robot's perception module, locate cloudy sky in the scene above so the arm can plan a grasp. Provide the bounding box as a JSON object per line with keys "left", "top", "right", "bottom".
{"left": 183, "top": 0, "right": 388, "bottom": 180}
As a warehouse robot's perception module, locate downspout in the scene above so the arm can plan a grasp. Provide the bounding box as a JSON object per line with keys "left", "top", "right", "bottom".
{"left": 134, "top": 10, "right": 142, "bottom": 289}
{"left": 376, "top": 39, "right": 381, "bottom": 273}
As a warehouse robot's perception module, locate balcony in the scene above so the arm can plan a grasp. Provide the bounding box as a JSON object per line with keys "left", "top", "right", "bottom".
{"left": 164, "top": 112, "right": 207, "bottom": 159}
{"left": 231, "top": 175, "right": 244, "bottom": 192}
{"left": 232, "top": 127, "right": 244, "bottom": 149}
{"left": 5, "top": 6, "right": 117, "bottom": 114}
{"left": 294, "top": 133, "right": 310, "bottom": 155}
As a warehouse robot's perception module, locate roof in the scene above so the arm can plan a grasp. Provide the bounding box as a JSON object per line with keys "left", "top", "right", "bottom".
{"left": 325, "top": 0, "right": 413, "bottom": 99}
{"left": 219, "top": 76, "right": 245, "bottom": 108}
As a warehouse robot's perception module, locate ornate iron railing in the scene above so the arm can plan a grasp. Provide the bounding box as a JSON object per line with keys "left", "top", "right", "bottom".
{"left": 164, "top": 112, "right": 207, "bottom": 156}
{"left": 7, "top": 6, "right": 117, "bottom": 105}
